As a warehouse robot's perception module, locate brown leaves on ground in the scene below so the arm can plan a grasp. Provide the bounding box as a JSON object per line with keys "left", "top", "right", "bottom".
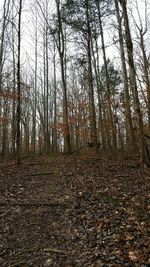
{"left": 0, "top": 152, "right": 150, "bottom": 266}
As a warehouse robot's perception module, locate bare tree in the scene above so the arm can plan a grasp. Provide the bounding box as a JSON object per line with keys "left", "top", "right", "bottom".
{"left": 55, "top": 0, "right": 71, "bottom": 153}
{"left": 119, "top": 0, "right": 146, "bottom": 165}
{"left": 16, "top": 0, "right": 23, "bottom": 164}
{"left": 96, "top": 0, "right": 117, "bottom": 150}
{"left": 114, "top": 0, "right": 134, "bottom": 147}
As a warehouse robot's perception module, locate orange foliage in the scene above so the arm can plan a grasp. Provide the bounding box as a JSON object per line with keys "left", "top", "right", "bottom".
{"left": 0, "top": 116, "right": 10, "bottom": 124}
{"left": 0, "top": 91, "right": 22, "bottom": 100}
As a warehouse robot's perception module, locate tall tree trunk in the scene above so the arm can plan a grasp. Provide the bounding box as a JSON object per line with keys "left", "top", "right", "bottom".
{"left": 86, "top": 0, "right": 98, "bottom": 150}
{"left": 52, "top": 40, "right": 58, "bottom": 152}
{"left": 114, "top": 0, "right": 134, "bottom": 147}
{"left": 91, "top": 33, "right": 106, "bottom": 150}
{"left": 97, "top": 1, "right": 117, "bottom": 150}
{"left": 45, "top": 22, "right": 50, "bottom": 153}
{"left": 11, "top": 0, "right": 16, "bottom": 156}
{"left": 55, "top": 0, "right": 71, "bottom": 153}
{"left": 32, "top": 11, "right": 38, "bottom": 154}
{"left": 16, "top": 0, "right": 23, "bottom": 164}
{"left": 119, "top": 0, "right": 145, "bottom": 165}
{"left": 0, "top": 0, "right": 10, "bottom": 90}
{"left": 139, "top": 29, "right": 150, "bottom": 130}
{"left": 0, "top": 0, "right": 10, "bottom": 127}
{"left": 43, "top": 25, "right": 47, "bottom": 153}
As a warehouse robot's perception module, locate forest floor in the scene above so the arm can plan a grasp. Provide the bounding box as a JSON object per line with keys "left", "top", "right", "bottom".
{"left": 0, "top": 151, "right": 150, "bottom": 267}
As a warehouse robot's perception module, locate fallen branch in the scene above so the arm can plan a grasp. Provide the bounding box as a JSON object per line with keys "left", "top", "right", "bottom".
{"left": 14, "top": 246, "right": 67, "bottom": 256}
{"left": 43, "top": 248, "right": 67, "bottom": 255}
{"left": 28, "top": 162, "right": 49, "bottom": 166}
{"left": 29, "top": 172, "right": 54, "bottom": 176}
{"left": 12, "top": 260, "right": 28, "bottom": 267}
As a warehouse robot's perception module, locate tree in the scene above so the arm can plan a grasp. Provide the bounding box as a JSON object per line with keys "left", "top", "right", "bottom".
{"left": 132, "top": 0, "right": 150, "bottom": 131}
{"left": 0, "top": 0, "right": 11, "bottom": 94}
{"left": 114, "top": 0, "right": 134, "bottom": 147}
{"left": 96, "top": 0, "right": 117, "bottom": 150}
{"left": 0, "top": 0, "right": 11, "bottom": 159}
{"left": 52, "top": 39, "right": 58, "bottom": 152}
{"left": 54, "top": 0, "right": 71, "bottom": 153}
{"left": 16, "top": 0, "right": 23, "bottom": 164}
{"left": 61, "top": 0, "right": 98, "bottom": 149}
{"left": 119, "top": 0, "right": 146, "bottom": 165}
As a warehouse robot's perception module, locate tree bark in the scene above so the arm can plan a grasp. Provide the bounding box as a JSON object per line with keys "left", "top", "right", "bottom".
{"left": 86, "top": 0, "right": 98, "bottom": 150}
{"left": 16, "top": 0, "right": 23, "bottom": 164}
{"left": 55, "top": 0, "right": 71, "bottom": 153}
{"left": 119, "top": 0, "right": 146, "bottom": 165}
{"left": 97, "top": 1, "right": 117, "bottom": 150}
{"left": 114, "top": 0, "right": 134, "bottom": 147}
{"left": 139, "top": 29, "right": 150, "bottom": 130}
{"left": 52, "top": 39, "right": 58, "bottom": 152}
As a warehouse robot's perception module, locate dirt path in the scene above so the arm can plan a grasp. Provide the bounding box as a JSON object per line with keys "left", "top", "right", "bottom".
{"left": 0, "top": 155, "right": 70, "bottom": 267}
{"left": 0, "top": 153, "right": 150, "bottom": 267}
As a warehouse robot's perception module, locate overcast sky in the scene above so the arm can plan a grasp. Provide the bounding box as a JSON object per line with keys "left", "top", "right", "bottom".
{"left": 0, "top": 0, "right": 150, "bottom": 72}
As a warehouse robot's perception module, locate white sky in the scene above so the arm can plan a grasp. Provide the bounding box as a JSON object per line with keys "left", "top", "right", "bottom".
{"left": 0, "top": 0, "right": 150, "bottom": 72}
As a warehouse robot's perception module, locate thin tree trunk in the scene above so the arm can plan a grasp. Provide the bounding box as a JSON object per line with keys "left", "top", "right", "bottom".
{"left": 52, "top": 40, "right": 57, "bottom": 152}
{"left": 43, "top": 26, "right": 46, "bottom": 153}
{"left": 0, "top": 0, "right": 10, "bottom": 125}
{"left": 11, "top": 0, "right": 16, "bottom": 156}
{"left": 16, "top": 0, "right": 23, "bottom": 164}
{"left": 97, "top": 1, "right": 117, "bottom": 150}
{"left": 2, "top": 99, "right": 8, "bottom": 159}
{"left": 86, "top": 0, "right": 98, "bottom": 150}
{"left": 91, "top": 34, "right": 106, "bottom": 150}
{"left": 139, "top": 30, "right": 150, "bottom": 130}
{"left": 55, "top": 0, "right": 71, "bottom": 153}
{"left": 32, "top": 12, "right": 38, "bottom": 154}
{"left": 45, "top": 22, "right": 50, "bottom": 153}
